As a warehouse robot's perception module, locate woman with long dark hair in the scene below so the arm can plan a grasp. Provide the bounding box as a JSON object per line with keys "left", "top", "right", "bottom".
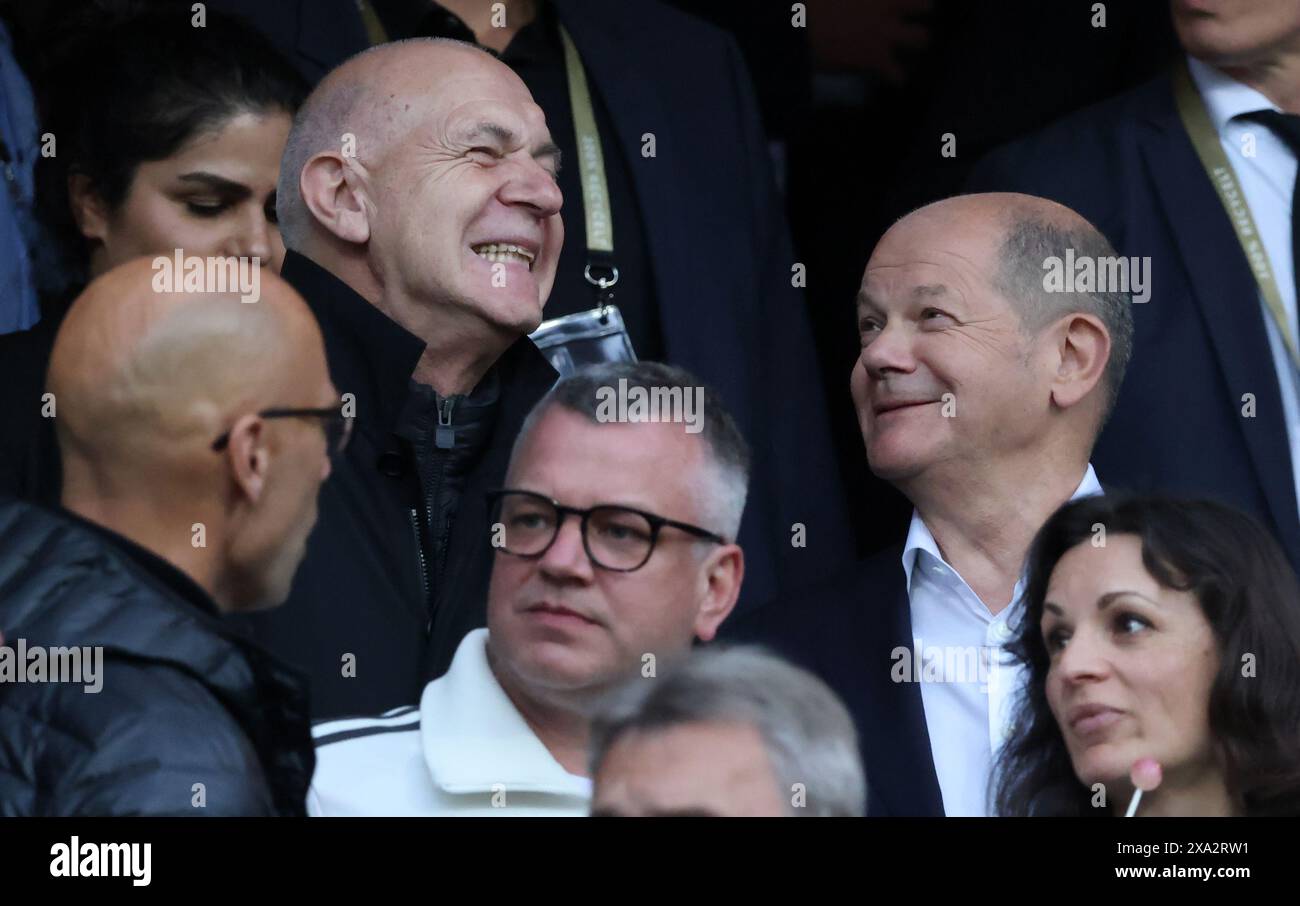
{"left": 994, "top": 495, "right": 1300, "bottom": 816}
{"left": 0, "top": 4, "right": 308, "bottom": 503}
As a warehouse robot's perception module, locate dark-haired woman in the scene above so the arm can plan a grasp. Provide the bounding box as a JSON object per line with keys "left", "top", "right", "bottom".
{"left": 0, "top": 6, "right": 307, "bottom": 502}
{"left": 994, "top": 495, "right": 1300, "bottom": 816}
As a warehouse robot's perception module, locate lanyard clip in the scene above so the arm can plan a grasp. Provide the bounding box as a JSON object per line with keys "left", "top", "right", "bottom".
{"left": 583, "top": 262, "right": 620, "bottom": 321}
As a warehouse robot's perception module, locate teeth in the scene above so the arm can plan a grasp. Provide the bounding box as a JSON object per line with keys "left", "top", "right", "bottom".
{"left": 472, "top": 242, "right": 535, "bottom": 270}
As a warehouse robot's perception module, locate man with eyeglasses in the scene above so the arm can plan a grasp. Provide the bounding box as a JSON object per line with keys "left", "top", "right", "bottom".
{"left": 307, "top": 362, "right": 746, "bottom": 815}
{"left": 0, "top": 258, "right": 337, "bottom": 815}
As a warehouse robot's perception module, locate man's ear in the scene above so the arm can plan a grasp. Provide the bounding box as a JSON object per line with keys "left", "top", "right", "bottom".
{"left": 299, "top": 152, "right": 372, "bottom": 245}
{"left": 1049, "top": 312, "right": 1111, "bottom": 412}
{"left": 224, "top": 415, "right": 271, "bottom": 504}
{"left": 68, "top": 172, "right": 110, "bottom": 243}
{"left": 694, "top": 545, "right": 744, "bottom": 642}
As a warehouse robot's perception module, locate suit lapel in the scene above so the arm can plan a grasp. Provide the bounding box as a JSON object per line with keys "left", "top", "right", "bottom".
{"left": 858, "top": 552, "right": 945, "bottom": 816}
{"left": 1141, "top": 78, "right": 1300, "bottom": 555}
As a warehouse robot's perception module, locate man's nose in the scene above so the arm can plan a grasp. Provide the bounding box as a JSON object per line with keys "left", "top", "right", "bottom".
{"left": 859, "top": 321, "right": 916, "bottom": 379}
{"left": 538, "top": 514, "right": 594, "bottom": 582}
{"left": 499, "top": 156, "right": 563, "bottom": 218}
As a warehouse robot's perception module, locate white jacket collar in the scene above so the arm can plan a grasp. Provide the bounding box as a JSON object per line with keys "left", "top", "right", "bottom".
{"left": 420, "top": 629, "right": 592, "bottom": 798}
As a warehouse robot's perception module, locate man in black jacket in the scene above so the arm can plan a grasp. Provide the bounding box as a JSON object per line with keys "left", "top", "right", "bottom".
{"left": 232, "top": 38, "right": 561, "bottom": 718}
{"left": 208, "top": 0, "right": 855, "bottom": 628}
{"left": 0, "top": 259, "right": 334, "bottom": 815}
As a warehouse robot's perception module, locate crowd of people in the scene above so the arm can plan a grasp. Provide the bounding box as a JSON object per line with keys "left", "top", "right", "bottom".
{"left": 0, "top": 0, "right": 1299, "bottom": 818}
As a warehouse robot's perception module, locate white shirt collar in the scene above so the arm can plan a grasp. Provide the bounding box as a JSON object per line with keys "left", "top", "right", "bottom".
{"left": 1186, "top": 55, "right": 1281, "bottom": 134}
{"left": 419, "top": 628, "right": 592, "bottom": 798}
{"left": 901, "top": 463, "right": 1103, "bottom": 593}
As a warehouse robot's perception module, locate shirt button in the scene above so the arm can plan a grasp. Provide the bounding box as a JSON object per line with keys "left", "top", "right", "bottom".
{"left": 992, "top": 621, "right": 1014, "bottom": 642}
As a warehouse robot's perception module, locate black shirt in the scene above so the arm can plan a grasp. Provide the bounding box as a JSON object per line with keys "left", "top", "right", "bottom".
{"left": 370, "top": 0, "right": 663, "bottom": 359}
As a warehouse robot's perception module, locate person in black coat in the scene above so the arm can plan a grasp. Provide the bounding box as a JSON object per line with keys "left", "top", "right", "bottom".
{"left": 205, "top": 0, "right": 855, "bottom": 623}
{"left": 230, "top": 39, "right": 562, "bottom": 719}
{"left": 966, "top": 0, "right": 1300, "bottom": 577}
{"left": 0, "top": 260, "right": 335, "bottom": 816}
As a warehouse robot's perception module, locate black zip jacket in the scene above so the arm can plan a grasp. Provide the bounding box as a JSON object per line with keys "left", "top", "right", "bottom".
{"left": 0, "top": 499, "right": 314, "bottom": 816}
{"left": 228, "top": 251, "right": 557, "bottom": 719}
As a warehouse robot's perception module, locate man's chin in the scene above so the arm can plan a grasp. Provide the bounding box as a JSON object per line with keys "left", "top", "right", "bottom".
{"left": 866, "top": 445, "right": 931, "bottom": 483}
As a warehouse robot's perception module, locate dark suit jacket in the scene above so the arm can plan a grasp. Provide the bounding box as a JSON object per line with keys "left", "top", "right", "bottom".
{"left": 967, "top": 72, "right": 1300, "bottom": 576}
{"left": 549, "top": 0, "right": 854, "bottom": 609}
{"left": 228, "top": 253, "right": 558, "bottom": 719}
{"left": 723, "top": 545, "right": 945, "bottom": 817}
{"left": 209, "top": 0, "right": 853, "bottom": 615}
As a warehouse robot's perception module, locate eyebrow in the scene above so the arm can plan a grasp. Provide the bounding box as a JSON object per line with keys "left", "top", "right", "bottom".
{"left": 176, "top": 172, "right": 251, "bottom": 198}
{"left": 913, "top": 283, "right": 948, "bottom": 299}
{"left": 856, "top": 282, "right": 950, "bottom": 324}
{"left": 1042, "top": 589, "right": 1160, "bottom": 617}
{"left": 465, "top": 122, "right": 562, "bottom": 168}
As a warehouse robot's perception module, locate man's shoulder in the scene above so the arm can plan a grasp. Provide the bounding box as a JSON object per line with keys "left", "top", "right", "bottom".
{"left": 309, "top": 705, "right": 431, "bottom": 816}
{"left": 721, "top": 546, "right": 907, "bottom": 654}
{"left": 968, "top": 73, "right": 1176, "bottom": 199}
{"left": 312, "top": 704, "right": 422, "bottom": 749}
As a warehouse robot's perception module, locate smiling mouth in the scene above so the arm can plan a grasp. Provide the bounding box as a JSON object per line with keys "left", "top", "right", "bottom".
{"left": 471, "top": 242, "right": 536, "bottom": 271}
{"left": 874, "top": 401, "right": 933, "bottom": 416}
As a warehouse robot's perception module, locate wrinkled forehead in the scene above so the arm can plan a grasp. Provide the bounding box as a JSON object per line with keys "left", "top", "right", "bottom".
{"left": 417, "top": 62, "right": 549, "bottom": 136}
{"left": 859, "top": 218, "right": 1000, "bottom": 310}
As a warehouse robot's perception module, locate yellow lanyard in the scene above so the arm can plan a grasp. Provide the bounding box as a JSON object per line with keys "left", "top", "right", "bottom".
{"left": 559, "top": 24, "right": 613, "bottom": 258}
{"left": 1173, "top": 59, "right": 1300, "bottom": 369}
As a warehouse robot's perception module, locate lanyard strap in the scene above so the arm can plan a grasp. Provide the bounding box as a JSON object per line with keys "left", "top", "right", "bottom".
{"left": 559, "top": 25, "right": 616, "bottom": 273}
{"left": 1173, "top": 58, "right": 1300, "bottom": 369}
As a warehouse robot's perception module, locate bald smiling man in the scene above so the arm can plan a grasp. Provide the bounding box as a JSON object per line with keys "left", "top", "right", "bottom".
{"left": 0, "top": 258, "right": 341, "bottom": 816}
{"left": 230, "top": 38, "right": 562, "bottom": 719}
{"left": 727, "top": 193, "right": 1135, "bottom": 817}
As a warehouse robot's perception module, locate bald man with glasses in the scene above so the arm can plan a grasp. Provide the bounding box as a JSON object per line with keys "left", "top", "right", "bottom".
{"left": 308, "top": 361, "right": 747, "bottom": 816}
{"left": 0, "top": 257, "right": 338, "bottom": 815}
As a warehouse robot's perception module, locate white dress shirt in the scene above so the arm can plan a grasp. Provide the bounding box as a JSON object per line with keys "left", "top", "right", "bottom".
{"left": 308, "top": 629, "right": 592, "bottom": 816}
{"left": 1187, "top": 56, "right": 1300, "bottom": 512}
{"left": 902, "top": 464, "right": 1102, "bottom": 816}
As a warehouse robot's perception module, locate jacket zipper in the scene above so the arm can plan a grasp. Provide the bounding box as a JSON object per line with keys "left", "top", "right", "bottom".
{"left": 409, "top": 507, "right": 430, "bottom": 630}
{"left": 427, "top": 396, "right": 457, "bottom": 605}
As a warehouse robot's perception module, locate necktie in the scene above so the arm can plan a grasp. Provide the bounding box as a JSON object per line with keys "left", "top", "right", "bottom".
{"left": 1242, "top": 108, "right": 1300, "bottom": 347}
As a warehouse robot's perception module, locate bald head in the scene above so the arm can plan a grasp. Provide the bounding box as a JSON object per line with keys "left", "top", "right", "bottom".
{"left": 51, "top": 257, "right": 324, "bottom": 477}
{"left": 50, "top": 256, "right": 338, "bottom": 611}
{"left": 881, "top": 192, "right": 1133, "bottom": 418}
{"left": 277, "top": 38, "right": 519, "bottom": 249}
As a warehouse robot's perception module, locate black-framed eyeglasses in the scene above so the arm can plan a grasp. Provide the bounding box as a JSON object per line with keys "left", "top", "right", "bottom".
{"left": 486, "top": 489, "right": 728, "bottom": 572}
{"left": 211, "top": 404, "right": 353, "bottom": 457}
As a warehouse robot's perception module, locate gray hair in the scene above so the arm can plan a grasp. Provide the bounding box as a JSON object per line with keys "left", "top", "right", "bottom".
{"left": 510, "top": 361, "right": 750, "bottom": 540}
{"left": 276, "top": 37, "right": 488, "bottom": 250}
{"left": 589, "top": 646, "right": 866, "bottom": 817}
{"left": 991, "top": 213, "right": 1135, "bottom": 428}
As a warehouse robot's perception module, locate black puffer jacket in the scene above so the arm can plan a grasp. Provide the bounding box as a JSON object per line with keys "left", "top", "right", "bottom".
{"left": 0, "top": 499, "right": 314, "bottom": 816}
